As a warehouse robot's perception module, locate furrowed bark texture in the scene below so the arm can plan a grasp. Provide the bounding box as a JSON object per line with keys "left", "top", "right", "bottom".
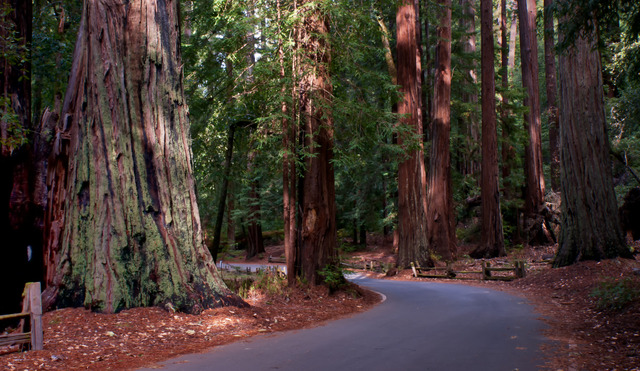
{"left": 544, "top": 0, "right": 560, "bottom": 191}
{"left": 427, "top": 0, "right": 456, "bottom": 261}
{"left": 517, "top": 0, "right": 545, "bottom": 215}
{"left": 44, "top": 0, "right": 244, "bottom": 313}
{"left": 396, "top": 0, "right": 431, "bottom": 268}
{"left": 474, "top": 0, "right": 505, "bottom": 258}
{"left": 298, "top": 0, "right": 337, "bottom": 284}
{"left": 555, "top": 23, "right": 632, "bottom": 266}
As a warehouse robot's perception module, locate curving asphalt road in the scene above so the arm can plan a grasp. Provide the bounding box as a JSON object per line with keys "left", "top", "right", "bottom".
{"left": 140, "top": 276, "right": 548, "bottom": 371}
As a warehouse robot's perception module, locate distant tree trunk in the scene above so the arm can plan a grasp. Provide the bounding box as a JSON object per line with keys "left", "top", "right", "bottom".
{"left": 246, "top": 150, "right": 265, "bottom": 260}
{"left": 427, "top": 0, "right": 456, "bottom": 262}
{"left": 544, "top": 0, "right": 560, "bottom": 191}
{"left": 500, "top": 0, "right": 514, "bottom": 181}
{"left": 554, "top": 18, "right": 633, "bottom": 267}
{"left": 278, "top": 0, "right": 297, "bottom": 285}
{"left": 211, "top": 124, "right": 236, "bottom": 262}
{"left": 508, "top": 0, "right": 518, "bottom": 80}
{"left": 298, "top": 0, "right": 337, "bottom": 284}
{"left": 459, "top": 0, "right": 480, "bottom": 177}
{"left": 226, "top": 186, "right": 235, "bottom": 248}
{"left": 0, "top": 0, "right": 36, "bottom": 314}
{"left": 396, "top": 0, "right": 431, "bottom": 268}
{"left": 517, "top": 0, "right": 546, "bottom": 216}
{"left": 43, "top": 0, "right": 244, "bottom": 313}
{"left": 472, "top": 0, "right": 506, "bottom": 258}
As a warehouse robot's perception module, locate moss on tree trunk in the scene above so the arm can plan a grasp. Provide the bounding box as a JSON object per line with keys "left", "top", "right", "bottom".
{"left": 43, "top": 0, "right": 244, "bottom": 313}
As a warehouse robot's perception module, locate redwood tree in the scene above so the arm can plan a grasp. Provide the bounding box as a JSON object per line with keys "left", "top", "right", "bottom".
{"left": 43, "top": 0, "right": 244, "bottom": 313}
{"left": 517, "top": 0, "right": 546, "bottom": 216}
{"left": 554, "top": 17, "right": 633, "bottom": 266}
{"left": 544, "top": 0, "right": 560, "bottom": 191}
{"left": 396, "top": 0, "right": 430, "bottom": 268}
{"left": 472, "top": 0, "right": 506, "bottom": 258}
{"left": 297, "top": 0, "right": 337, "bottom": 284}
{"left": 427, "top": 0, "right": 456, "bottom": 261}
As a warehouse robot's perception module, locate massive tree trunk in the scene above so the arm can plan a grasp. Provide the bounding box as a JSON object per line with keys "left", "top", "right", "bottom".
{"left": 472, "top": 0, "right": 506, "bottom": 258}
{"left": 298, "top": 0, "right": 337, "bottom": 285}
{"left": 43, "top": 0, "right": 244, "bottom": 313}
{"left": 459, "top": 0, "right": 480, "bottom": 178}
{"left": 517, "top": 0, "right": 546, "bottom": 216}
{"left": 396, "top": 0, "right": 431, "bottom": 268}
{"left": 554, "top": 18, "right": 632, "bottom": 267}
{"left": 427, "top": 0, "right": 456, "bottom": 262}
{"left": 0, "top": 0, "right": 38, "bottom": 314}
{"left": 544, "top": 0, "right": 560, "bottom": 191}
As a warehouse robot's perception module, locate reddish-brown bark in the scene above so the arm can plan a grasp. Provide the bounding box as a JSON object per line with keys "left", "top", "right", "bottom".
{"left": 459, "top": 0, "right": 480, "bottom": 177}
{"left": 555, "top": 20, "right": 632, "bottom": 266}
{"left": 396, "top": 0, "right": 431, "bottom": 268}
{"left": 43, "top": 0, "right": 243, "bottom": 313}
{"left": 426, "top": 0, "right": 456, "bottom": 262}
{"left": 472, "top": 0, "right": 506, "bottom": 258}
{"left": 517, "top": 0, "right": 546, "bottom": 216}
{"left": 544, "top": 0, "right": 560, "bottom": 191}
{"left": 298, "top": 0, "right": 337, "bottom": 284}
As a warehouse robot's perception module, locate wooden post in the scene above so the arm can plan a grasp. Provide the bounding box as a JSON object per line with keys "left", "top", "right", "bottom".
{"left": 28, "top": 283, "right": 43, "bottom": 350}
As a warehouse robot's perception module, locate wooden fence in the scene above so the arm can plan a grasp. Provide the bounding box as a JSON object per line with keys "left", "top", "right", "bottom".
{"left": 0, "top": 282, "right": 43, "bottom": 352}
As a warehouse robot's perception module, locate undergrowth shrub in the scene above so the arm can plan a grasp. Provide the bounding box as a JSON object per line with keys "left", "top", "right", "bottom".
{"left": 590, "top": 277, "right": 640, "bottom": 311}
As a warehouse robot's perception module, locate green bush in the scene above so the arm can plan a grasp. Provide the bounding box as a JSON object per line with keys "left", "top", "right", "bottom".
{"left": 318, "top": 264, "right": 348, "bottom": 294}
{"left": 590, "top": 277, "right": 640, "bottom": 311}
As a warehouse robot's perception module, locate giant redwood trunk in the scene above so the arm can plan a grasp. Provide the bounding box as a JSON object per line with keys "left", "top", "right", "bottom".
{"left": 517, "top": 0, "right": 546, "bottom": 216}
{"left": 554, "top": 20, "right": 632, "bottom": 267}
{"left": 544, "top": 0, "right": 560, "bottom": 191}
{"left": 43, "top": 0, "right": 244, "bottom": 313}
{"left": 427, "top": 0, "right": 456, "bottom": 262}
{"left": 298, "top": 0, "right": 337, "bottom": 284}
{"left": 472, "top": 0, "right": 506, "bottom": 258}
{"left": 396, "top": 0, "right": 431, "bottom": 268}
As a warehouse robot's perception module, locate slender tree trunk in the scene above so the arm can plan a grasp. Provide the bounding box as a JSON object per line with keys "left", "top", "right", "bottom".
{"left": 517, "top": 0, "right": 545, "bottom": 216}
{"left": 211, "top": 124, "right": 236, "bottom": 262}
{"left": 43, "top": 0, "right": 244, "bottom": 313}
{"left": 544, "top": 0, "right": 560, "bottom": 191}
{"left": 459, "top": 0, "right": 480, "bottom": 177}
{"left": 226, "top": 186, "right": 235, "bottom": 248}
{"left": 396, "top": 0, "right": 431, "bottom": 268}
{"left": 278, "top": 0, "right": 297, "bottom": 285}
{"left": 427, "top": 0, "right": 456, "bottom": 262}
{"left": 508, "top": 1, "right": 518, "bottom": 79}
{"left": 472, "top": 0, "right": 506, "bottom": 258}
{"left": 555, "top": 18, "right": 632, "bottom": 266}
{"left": 298, "top": 0, "right": 337, "bottom": 284}
{"left": 246, "top": 149, "right": 265, "bottom": 260}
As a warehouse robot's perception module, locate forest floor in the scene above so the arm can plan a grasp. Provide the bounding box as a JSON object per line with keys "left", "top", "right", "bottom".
{"left": 1, "top": 238, "right": 639, "bottom": 370}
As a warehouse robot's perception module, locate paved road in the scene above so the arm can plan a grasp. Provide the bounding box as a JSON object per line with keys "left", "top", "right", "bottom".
{"left": 141, "top": 277, "right": 548, "bottom": 371}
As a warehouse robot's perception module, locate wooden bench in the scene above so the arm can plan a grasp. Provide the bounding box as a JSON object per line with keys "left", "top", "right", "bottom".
{"left": 267, "top": 255, "right": 286, "bottom": 263}
{"left": 0, "top": 282, "right": 43, "bottom": 352}
{"left": 482, "top": 260, "right": 526, "bottom": 281}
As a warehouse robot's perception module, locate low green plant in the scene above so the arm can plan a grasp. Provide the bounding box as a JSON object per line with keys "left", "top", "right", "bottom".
{"left": 590, "top": 277, "right": 640, "bottom": 311}
{"left": 252, "top": 269, "right": 286, "bottom": 296}
{"left": 318, "top": 264, "right": 348, "bottom": 294}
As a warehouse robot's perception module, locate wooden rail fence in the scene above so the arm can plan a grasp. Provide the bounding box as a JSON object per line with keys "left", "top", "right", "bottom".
{"left": 411, "top": 260, "right": 526, "bottom": 281}
{"left": 0, "top": 282, "right": 43, "bottom": 352}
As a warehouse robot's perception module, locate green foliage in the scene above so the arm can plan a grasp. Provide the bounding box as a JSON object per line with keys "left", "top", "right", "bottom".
{"left": 222, "top": 268, "right": 287, "bottom": 299}
{"left": 318, "top": 264, "right": 349, "bottom": 294}
{"left": 590, "top": 277, "right": 640, "bottom": 312}
{"left": 32, "top": 0, "right": 82, "bottom": 120}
